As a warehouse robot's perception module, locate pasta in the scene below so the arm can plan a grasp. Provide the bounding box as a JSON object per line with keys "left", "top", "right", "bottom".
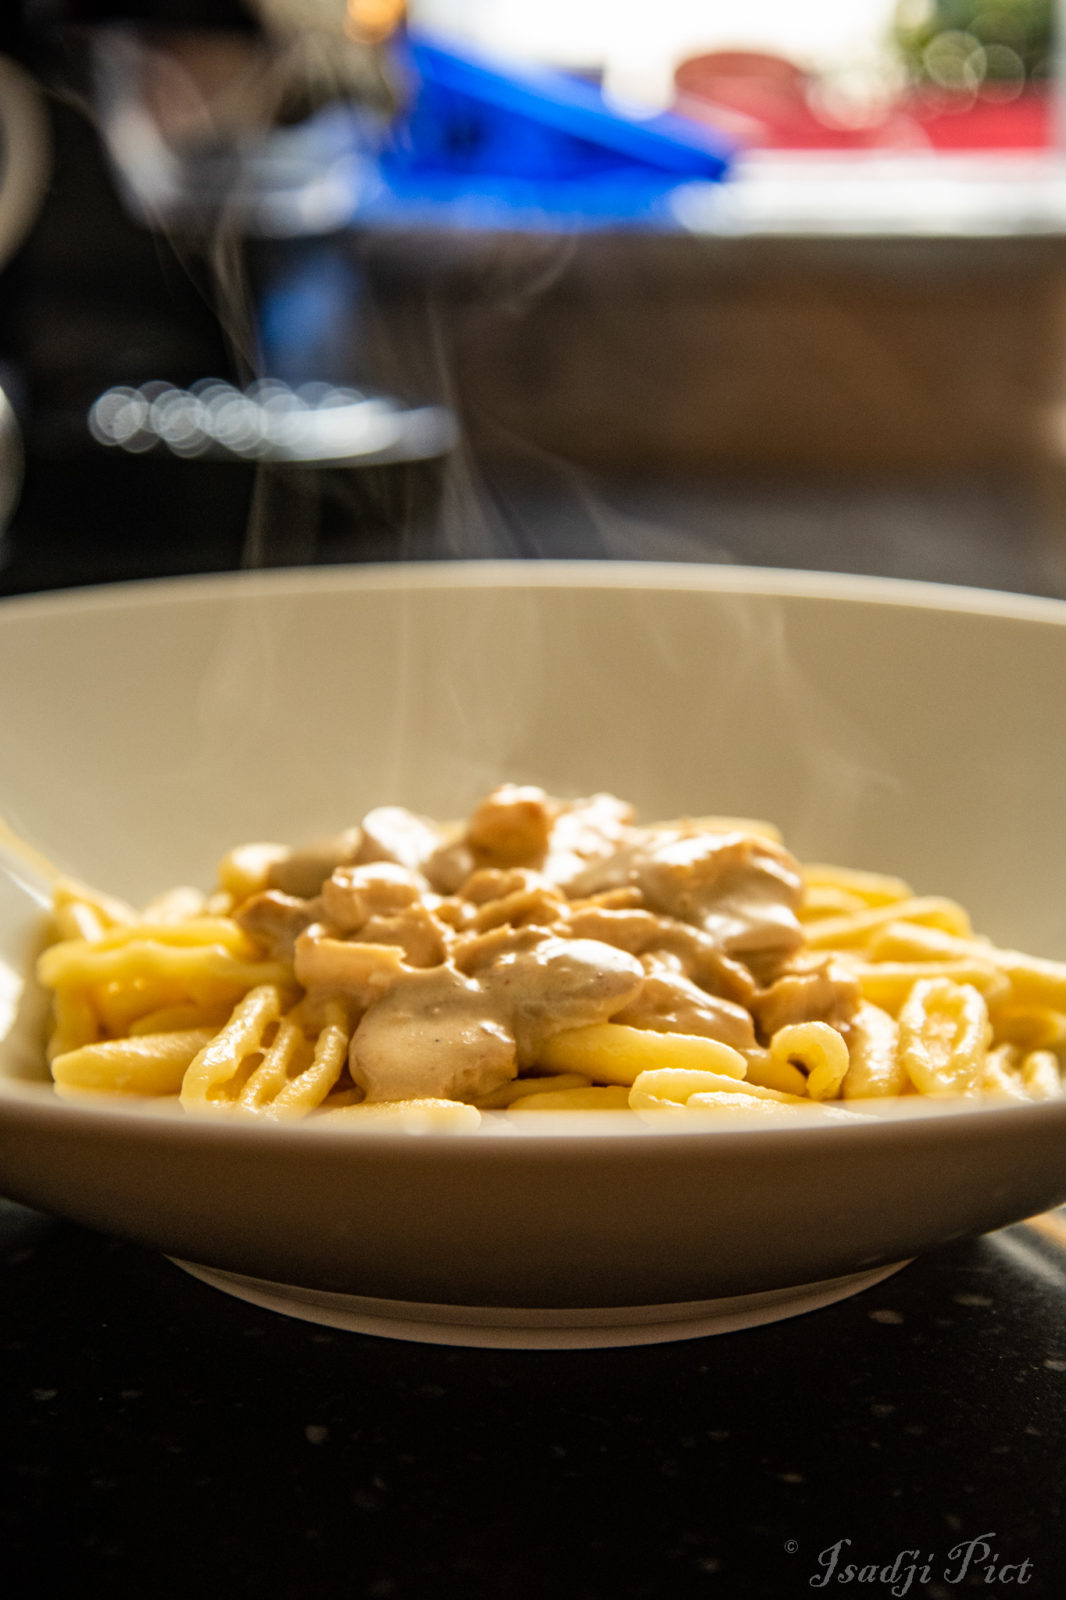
{"left": 35, "top": 786, "right": 1066, "bottom": 1126}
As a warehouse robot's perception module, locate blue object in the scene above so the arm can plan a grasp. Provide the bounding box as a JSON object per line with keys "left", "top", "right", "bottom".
{"left": 363, "top": 30, "right": 735, "bottom": 229}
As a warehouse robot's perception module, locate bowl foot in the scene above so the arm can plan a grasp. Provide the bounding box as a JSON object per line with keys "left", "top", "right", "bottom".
{"left": 169, "top": 1258, "right": 911, "bottom": 1348}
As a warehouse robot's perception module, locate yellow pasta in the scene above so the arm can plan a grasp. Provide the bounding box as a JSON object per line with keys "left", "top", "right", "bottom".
{"left": 801, "top": 864, "right": 913, "bottom": 906}
{"left": 628, "top": 1067, "right": 804, "bottom": 1111}
{"left": 52, "top": 1028, "right": 217, "bottom": 1098}
{"left": 798, "top": 886, "right": 869, "bottom": 922}
{"left": 743, "top": 1048, "right": 808, "bottom": 1097}
{"left": 803, "top": 897, "right": 972, "bottom": 951}
{"left": 870, "top": 921, "right": 1066, "bottom": 1013}
{"left": 128, "top": 1003, "right": 234, "bottom": 1036}
{"left": 180, "top": 985, "right": 284, "bottom": 1110}
{"left": 1022, "top": 1050, "right": 1064, "bottom": 1100}
{"left": 30, "top": 788, "right": 1066, "bottom": 1124}
{"left": 38, "top": 939, "right": 289, "bottom": 1005}
{"left": 981, "top": 1043, "right": 1026, "bottom": 1101}
{"left": 987, "top": 1004, "right": 1066, "bottom": 1052}
{"left": 47, "top": 986, "right": 100, "bottom": 1061}
{"left": 979, "top": 1045, "right": 1062, "bottom": 1104}
{"left": 684, "top": 1092, "right": 808, "bottom": 1119}
{"left": 475, "top": 1072, "right": 592, "bottom": 1109}
{"left": 94, "top": 976, "right": 190, "bottom": 1037}
{"left": 769, "top": 1021, "right": 851, "bottom": 1101}
{"left": 45, "top": 916, "right": 258, "bottom": 957}
{"left": 215, "top": 843, "right": 288, "bottom": 902}
{"left": 850, "top": 958, "right": 1011, "bottom": 1012}
{"left": 237, "top": 1015, "right": 309, "bottom": 1113}
{"left": 139, "top": 887, "right": 208, "bottom": 924}
{"left": 842, "top": 1002, "right": 905, "bottom": 1099}
{"left": 262, "top": 1003, "right": 350, "bottom": 1118}
{"left": 898, "top": 978, "right": 991, "bottom": 1096}
{"left": 315, "top": 1098, "right": 481, "bottom": 1130}
{"left": 50, "top": 879, "right": 136, "bottom": 943}
{"left": 510, "top": 1085, "right": 633, "bottom": 1111}
{"left": 538, "top": 1023, "right": 748, "bottom": 1086}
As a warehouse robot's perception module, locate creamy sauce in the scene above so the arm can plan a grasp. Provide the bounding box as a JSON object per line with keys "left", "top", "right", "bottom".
{"left": 232, "top": 786, "right": 857, "bottom": 1103}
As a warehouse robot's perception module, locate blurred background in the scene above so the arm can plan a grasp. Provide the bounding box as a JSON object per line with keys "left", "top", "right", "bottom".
{"left": 3, "top": 0, "right": 1066, "bottom": 595}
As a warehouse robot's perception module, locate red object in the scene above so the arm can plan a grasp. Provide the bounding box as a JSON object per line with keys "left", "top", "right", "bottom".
{"left": 674, "top": 50, "right": 1054, "bottom": 153}
{"left": 908, "top": 88, "right": 1051, "bottom": 150}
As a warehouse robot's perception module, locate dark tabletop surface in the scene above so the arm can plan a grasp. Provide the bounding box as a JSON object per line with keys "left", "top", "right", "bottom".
{"left": 3, "top": 1195, "right": 1065, "bottom": 1600}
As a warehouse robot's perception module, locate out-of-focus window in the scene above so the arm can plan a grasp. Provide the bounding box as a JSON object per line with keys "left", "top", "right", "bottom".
{"left": 411, "top": 0, "right": 1058, "bottom": 152}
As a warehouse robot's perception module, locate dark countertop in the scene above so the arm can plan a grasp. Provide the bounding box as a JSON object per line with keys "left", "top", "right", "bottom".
{"left": 4, "top": 1196, "right": 1066, "bottom": 1600}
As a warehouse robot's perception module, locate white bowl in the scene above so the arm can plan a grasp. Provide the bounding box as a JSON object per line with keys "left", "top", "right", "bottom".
{"left": 2, "top": 563, "right": 1066, "bottom": 1346}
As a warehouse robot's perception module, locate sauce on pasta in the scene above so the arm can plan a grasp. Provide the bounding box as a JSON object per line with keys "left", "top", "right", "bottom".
{"left": 37, "top": 786, "right": 1066, "bottom": 1125}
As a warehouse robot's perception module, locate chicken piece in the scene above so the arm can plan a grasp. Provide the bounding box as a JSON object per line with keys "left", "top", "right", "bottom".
{"left": 472, "top": 882, "right": 567, "bottom": 933}
{"left": 484, "top": 935, "right": 645, "bottom": 1065}
{"left": 355, "top": 806, "right": 444, "bottom": 876}
{"left": 565, "top": 907, "right": 756, "bottom": 1006}
{"left": 459, "top": 867, "right": 546, "bottom": 905}
{"left": 467, "top": 785, "right": 556, "bottom": 867}
{"left": 320, "top": 862, "right": 423, "bottom": 934}
{"left": 611, "top": 969, "right": 757, "bottom": 1054}
{"left": 294, "top": 927, "right": 415, "bottom": 1009}
{"left": 569, "top": 887, "right": 644, "bottom": 911}
{"left": 541, "top": 793, "right": 636, "bottom": 886}
{"left": 350, "top": 965, "right": 517, "bottom": 1103}
{"left": 431, "top": 895, "right": 477, "bottom": 933}
{"left": 564, "top": 906, "right": 664, "bottom": 952}
{"left": 751, "top": 955, "right": 861, "bottom": 1042}
{"left": 452, "top": 924, "right": 550, "bottom": 976}
{"left": 234, "top": 890, "right": 321, "bottom": 959}
{"left": 359, "top": 905, "right": 449, "bottom": 968}
{"left": 425, "top": 789, "right": 633, "bottom": 891}
{"left": 422, "top": 837, "right": 476, "bottom": 894}
{"left": 568, "top": 828, "right": 804, "bottom": 980}
{"left": 645, "top": 927, "right": 757, "bottom": 1006}
{"left": 283, "top": 797, "right": 820, "bottom": 1105}
{"left": 267, "top": 828, "right": 362, "bottom": 899}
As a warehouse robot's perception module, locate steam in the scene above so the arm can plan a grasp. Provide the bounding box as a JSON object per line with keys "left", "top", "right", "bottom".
{"left": 74, "top": 19, "right": 901, "bottom": 869}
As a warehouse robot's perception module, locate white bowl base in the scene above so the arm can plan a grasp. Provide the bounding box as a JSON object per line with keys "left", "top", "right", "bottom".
{"left": 170, "top": 1258, "right": 911, "bottom": 1348}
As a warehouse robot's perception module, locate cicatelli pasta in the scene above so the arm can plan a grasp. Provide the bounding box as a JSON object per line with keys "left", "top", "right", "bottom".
{"left": 36, "top": 786, "right": 1066, "bottom": 1127}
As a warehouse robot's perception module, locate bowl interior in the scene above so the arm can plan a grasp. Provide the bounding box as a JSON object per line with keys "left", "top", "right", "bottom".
{"left": 0, "top": 563, "right": 1063, "bottom": 955}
